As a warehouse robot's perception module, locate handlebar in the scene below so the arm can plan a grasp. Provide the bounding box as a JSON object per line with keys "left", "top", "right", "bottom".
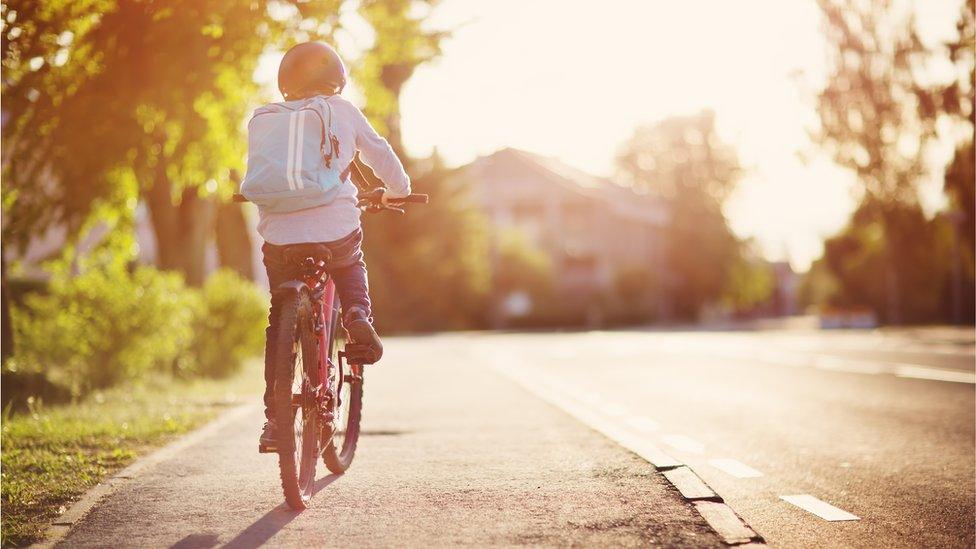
{"left": 357, "top": 189, "right": 428, "bottom": 214}
{"left": 232, "top": 190, "right": 429, "bottom": 214}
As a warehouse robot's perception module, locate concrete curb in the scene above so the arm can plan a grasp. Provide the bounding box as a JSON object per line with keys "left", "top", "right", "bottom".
{"left": 663, "top": 466, "right": 719, "bottom": 501}
{"left": 489, "top": 360, "right": 765, "bottom": 546}
{"left": 35, "top": 402, "right": 260, "bottom": 548}
{"left": 694, "top": 501, "right": 760, "bottom": 545}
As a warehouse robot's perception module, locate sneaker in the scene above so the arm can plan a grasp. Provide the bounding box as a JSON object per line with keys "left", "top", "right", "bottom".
{"left": 344, "top": 307, "right": 383, "bottom": 362}
{"left": 259, "top": 420, "right": 277, "bottom": 446}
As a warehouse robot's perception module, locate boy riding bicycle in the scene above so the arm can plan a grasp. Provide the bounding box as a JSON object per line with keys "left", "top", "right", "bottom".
{"left": 244, "top": 42, "right": 411, "bottom": 446}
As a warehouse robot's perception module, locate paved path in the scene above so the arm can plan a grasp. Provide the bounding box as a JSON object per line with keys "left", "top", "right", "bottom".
{"left": 59, "top": 337, "right": 723, "bottom": 548}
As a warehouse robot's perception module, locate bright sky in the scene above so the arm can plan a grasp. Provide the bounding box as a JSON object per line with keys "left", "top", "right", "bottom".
{"left": 260, "top": 0, "right": 964, "bottom": 270}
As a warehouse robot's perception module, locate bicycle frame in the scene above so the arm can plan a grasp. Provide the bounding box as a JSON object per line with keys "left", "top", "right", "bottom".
{"left": 303, "top": 264, "right": 340, "bottom": 418}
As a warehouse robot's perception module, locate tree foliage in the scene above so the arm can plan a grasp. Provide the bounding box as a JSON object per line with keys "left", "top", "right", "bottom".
{"left": 1, "top": 0, "right": 340, "bottom": 282}
{"left": 2, "top": 0, "right": 490, "bottom": 330}
{"left": 723, "top": 247, "right": 776, "bottom": 312}
{"left": 352, "top": 1, "right": 490, "bottom": 332}
{"left": 813, "top": 0, "right": 975, "bottom": 323}
{"left": 616, "top": 110, "right": 748, "bottom": 320}
{"left": 940, "top": 0, "right": 975, "bottom": 322}
{"left": 363, "top": 160, "right": 490, "bottom": 332}
{"left": 821, "top": 200, "right": 954, "bottom": 322}
{"left": 355, "top": 0, "right": 444, "bottom": 155}
{"left": 814, "top": 0, "right": 937, "bottom": 205}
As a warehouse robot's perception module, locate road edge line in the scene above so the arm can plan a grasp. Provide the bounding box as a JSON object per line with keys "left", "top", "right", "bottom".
{"left": 36, "top": 402, "right": 260, "bottom": 549}
{"left": 487, "top": 360, "right": 765, "bottom": 546}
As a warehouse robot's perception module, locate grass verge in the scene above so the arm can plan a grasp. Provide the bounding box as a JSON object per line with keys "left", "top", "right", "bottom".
{"left": 1, "top": 359, "right": 263, "bottom": 547}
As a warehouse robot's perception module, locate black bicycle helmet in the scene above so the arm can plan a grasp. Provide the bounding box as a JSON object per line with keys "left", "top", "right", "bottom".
{"left": 278, "top": 42, "right": 347, "bottom": 100}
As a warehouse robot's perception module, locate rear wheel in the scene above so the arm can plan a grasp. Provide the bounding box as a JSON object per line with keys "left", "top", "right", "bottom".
{"left": 271, "top": 288, "right": 319, "bottom": 510}
{"left": 323, "top": 314, "right": 363, "bottom": 474}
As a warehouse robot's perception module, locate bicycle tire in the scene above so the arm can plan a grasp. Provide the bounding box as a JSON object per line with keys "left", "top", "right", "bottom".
{"left": 322, "top": 311, "right": 363, "bottom": 474}
{"left": 271, "top": 287, "right": 319, "bottom": 510}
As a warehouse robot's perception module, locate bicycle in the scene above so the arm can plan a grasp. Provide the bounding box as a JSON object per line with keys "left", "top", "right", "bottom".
{"left": 234, "top": 187, "right": 427, "bottom": 510}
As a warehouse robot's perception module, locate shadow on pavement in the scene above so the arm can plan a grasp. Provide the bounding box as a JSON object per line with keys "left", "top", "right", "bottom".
{"left": 170, "top": 533, "right": 221, "bottom": 549}
{"left": 360, "top": 429, "right": 408, "bottom": 437}
{"left": 169, "top": 474, "right": 343, "bottom": 549}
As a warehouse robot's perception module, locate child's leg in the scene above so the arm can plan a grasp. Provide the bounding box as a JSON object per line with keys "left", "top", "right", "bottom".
{"left": 331, "top": 259, "right": 371, "bottom": 320}
{"left": 325, "top": 229, "right": 371, "bottom": 317}
{"left": 326, "top": 230, "right": 382, "bottom": 361}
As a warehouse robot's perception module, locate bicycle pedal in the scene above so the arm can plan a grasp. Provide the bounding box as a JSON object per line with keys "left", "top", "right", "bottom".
{"left": 341, "top": 344, "right": 377, "bottom": 365}
{"left": 258, "top": 443, "right": 278, "bottom": 454}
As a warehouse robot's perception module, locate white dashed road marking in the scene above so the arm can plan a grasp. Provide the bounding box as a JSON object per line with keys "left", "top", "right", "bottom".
{"left": 780, "top": 494, "right": 859, "bottom": 521}
{"left": 489, "top": 360, "right": 683, "bottom": 469}
{"left": 708, "top": 458, "right": 763, "bottom": 478}
{"left": 893, "top": 365, "right": 976, "bottom": 384}
{"left": 689, "top": 343, "right": 975, "bottom": 385}
{"left": 661, "top": 434, "right": 705, "bottom": 454}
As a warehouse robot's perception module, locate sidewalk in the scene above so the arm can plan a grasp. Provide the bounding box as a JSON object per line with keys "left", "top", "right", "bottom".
{"left": 58, "top": 337, "right": 724, "bottom": 547}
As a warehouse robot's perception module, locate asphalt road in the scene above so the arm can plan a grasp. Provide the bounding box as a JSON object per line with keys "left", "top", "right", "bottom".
{"left": 58, "top": 327, "right": 974, "bottom": 548}
{"left": 475, "top": 327, "right": 975, "bottom": 548}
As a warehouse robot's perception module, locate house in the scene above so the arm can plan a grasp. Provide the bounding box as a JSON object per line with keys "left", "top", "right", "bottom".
{"left": 454, "top": 148, "right": 671, "bottom": 326}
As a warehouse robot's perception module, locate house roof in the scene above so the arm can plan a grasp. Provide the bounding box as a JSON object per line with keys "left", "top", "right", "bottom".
{"left": 461, "top": 147, "right": 669, "bottom": 226}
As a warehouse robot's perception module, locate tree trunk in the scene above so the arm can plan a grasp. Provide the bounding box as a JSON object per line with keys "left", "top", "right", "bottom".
{"left": 881, "top": 208, "right": 902, "bottom": 325}
{"left": 215, "top": 201, "right": 254, "bottom": 279}
{"left": 145, "top": 168, "right": 216, "bottom": 286}
{"left": 1, "top": 251, "right": 13, "bottom": 363}
{"left": 380, "top": 63, "right": 414, "bottom": 163}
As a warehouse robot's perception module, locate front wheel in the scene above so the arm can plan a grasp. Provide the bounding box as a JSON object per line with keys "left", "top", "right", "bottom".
{"left": 322, "top": 316, "right": 363, "bottom": 474}
{"left": 271, "top": 287, "right": 319, "bottom": 510}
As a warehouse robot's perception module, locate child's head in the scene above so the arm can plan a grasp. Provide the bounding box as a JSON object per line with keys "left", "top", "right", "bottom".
{"left": 278, "top": 42, "right": 347, "bottom": 101}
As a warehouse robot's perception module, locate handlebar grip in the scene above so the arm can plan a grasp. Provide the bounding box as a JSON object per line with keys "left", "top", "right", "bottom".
{"left": 232, "top": 193, "right": 248, "bottom": 203}
{"left": 397, "top": 194, "right": 429, "bottom": 204}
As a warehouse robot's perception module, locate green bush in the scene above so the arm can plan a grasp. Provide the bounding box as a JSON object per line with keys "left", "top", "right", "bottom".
{"left": 184, "top": 269, "right": 267, "bottom": 378}
{"left": 10, "top": 261, "right": 268, "bottom": 399}
{"left": 12, "top": 263, "right": 194, "bottom": 394}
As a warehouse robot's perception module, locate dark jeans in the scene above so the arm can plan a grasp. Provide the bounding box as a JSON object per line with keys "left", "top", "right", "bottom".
{"left": 261, "top": 229, "right": 370, "bottom": 420}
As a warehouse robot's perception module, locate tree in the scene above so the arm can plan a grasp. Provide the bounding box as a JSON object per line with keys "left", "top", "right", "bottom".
{"left": 2, "top": 0, "right": 341, "bottom": 284}
{"left": 723, "top": 245, "right": 775, "bottom": 314}
{"left": 362, "top": 158, "right": 490, "bottom": 332}
{"left": 815, "top": 0, "right": 939, "bottom": 204}
{"left": 355, "top": 0, "right": 445, "bottom": 159}
{"left": 213, "top": 169, "right": 254, "bottom": 280}
{"left": 938, "top": 0, "right": 975, "bottom": 323}
{"left": 616, "top": 110, "right": 744, "bottom": 320}
{"left": 820, "top": 200, "right": 950, "bottom": 322}
{"left": 352, "top": 1, "right": 491, "bottom": 332}
{"left": 2, "top": 0, "right": 138, "bottom": 249}
{"left": 491, "top": 227, "right": 555, "bottom": 327}
{"left": 814, "top": 0, "right": 975, "bottom": 323}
